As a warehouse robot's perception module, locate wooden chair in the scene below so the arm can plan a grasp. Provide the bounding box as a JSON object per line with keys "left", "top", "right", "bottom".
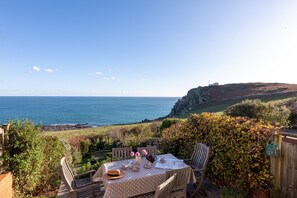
{"left": 184, "top": 142, "right": 210, "bottom": 198}
{"left": 112, "top": 147, "right": 133, "bottom": 161}
{"left": 166, "top": 167, "right": 191, "bottom": 198}
{"left": 137, "top": 145, "right": 158, "bottom": 157}
{"left": 59, "top": 157, "right": 102, "bottom": 198}
{"left": 134, "top": 173, "right": 177, "bottom": 198}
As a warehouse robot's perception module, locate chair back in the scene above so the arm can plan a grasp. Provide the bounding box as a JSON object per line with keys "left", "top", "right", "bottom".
{"left": 59, "top": 156, "right": 74, "bottom": 190}
{"left": 166, "top": 167, "right": 191, "bottom": 188}
{"left": 190, "top": 142, "right": 210, "bottom": 170}
{"left": 112, "top": 147, "right": 132, "bottom": 161}
{"left": 137, "top": 145, "right": 158, "bottom": 157}
{"left": 154, "top": 173, "right": 176, "bottom": 198}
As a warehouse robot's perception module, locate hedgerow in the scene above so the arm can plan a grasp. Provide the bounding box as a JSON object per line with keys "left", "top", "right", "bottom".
{"left": 161, "top": 113, "right": 279, "bottom": 190}
{"left": 2, "top": 119, "right": 65, "bottom": 196}
{"left": 224, "top": 99, "right": 290, "bottom": 127}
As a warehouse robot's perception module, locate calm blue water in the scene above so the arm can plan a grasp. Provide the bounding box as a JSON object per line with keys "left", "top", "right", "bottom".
{"left": 0, "top": 97, "right": 179, "bottom": 126}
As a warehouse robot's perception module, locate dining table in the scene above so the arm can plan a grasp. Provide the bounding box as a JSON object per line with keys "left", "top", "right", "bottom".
{"left": 92, "top": 153, "right": 194, "bottom": 198}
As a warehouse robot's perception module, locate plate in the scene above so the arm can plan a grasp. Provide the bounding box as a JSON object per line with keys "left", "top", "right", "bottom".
{"left": 143, "top": 164, "right": 152, "bottom": 169}
{"left": 103, "top": 170, "right": 125, "bottom": 180}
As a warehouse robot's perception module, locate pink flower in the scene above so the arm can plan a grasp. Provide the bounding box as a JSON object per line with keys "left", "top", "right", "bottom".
{"left": 130, "top": 151, "right": 135, "bottom": 157}
{"left": 141, "top": 149, "right": 148, "bottom": 156}
{"left": 135, "top": 152, "right": 140, "bottom": 157}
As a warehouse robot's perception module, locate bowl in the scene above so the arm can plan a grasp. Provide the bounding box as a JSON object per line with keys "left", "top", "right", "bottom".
{"left": 146, "top": 155, "right": 157, "bottom": 163}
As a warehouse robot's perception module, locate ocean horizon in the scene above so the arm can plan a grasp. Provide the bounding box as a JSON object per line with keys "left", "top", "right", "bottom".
{"left": 0, "top": 96, "right": 179, "bottom": 126}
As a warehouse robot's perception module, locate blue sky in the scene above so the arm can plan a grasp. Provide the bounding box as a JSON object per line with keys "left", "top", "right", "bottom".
{"left": 0, "top": 0, "right": 296, "bottom": 96}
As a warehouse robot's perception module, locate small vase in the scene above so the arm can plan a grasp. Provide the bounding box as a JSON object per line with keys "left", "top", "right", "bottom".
{"left": 135, "top": 155, "right": 142, "bottom": 165}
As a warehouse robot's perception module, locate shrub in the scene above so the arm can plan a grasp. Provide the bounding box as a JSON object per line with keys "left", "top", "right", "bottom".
{"left": 37, "top": 136, "right": 65, "bottom": 192}
{"left": 275, "top": 97, "right": 297, "bottom": 126}
{"left": 224, "top": 99, "right": 266, "bottom": 119}
{"left": 3, "top": 119, "right": 44, "bottom": 195}
{"left": 71, "top": 147, "right": 82, "bottom": 165}
{"left": 160, "top": 118, "right": 183, "bottom": 132}
{"left": 122, "top": 126, "right": 154, "bottom": 149}
{"left": 81, "top": 139, "right": 90, "bottom": 155}
{"left": 69, "top": 136, "right": 84, "bottom": 149}
{"left": 224, "top": 99, "right": 290, "bottom": 127}
{"left": 161, "top": 113, "right": 279, "bottom": 190}
{"left": 2, "top": 119, "right": 65, "bottom": 196}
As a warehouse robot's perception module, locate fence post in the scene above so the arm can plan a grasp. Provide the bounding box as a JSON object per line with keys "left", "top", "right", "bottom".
{"left": 270, "top": 132, "right": 282, "bottom": 196}
{"left": 2, "top": 124, "right": 9, "bottom": 146}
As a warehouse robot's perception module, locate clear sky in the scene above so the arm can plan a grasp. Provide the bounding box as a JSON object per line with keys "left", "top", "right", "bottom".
{"left": 0, "top": 0, "right": 297, "bottom": 97}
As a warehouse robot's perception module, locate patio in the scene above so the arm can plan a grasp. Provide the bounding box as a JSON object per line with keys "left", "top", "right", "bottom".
{"left": 57, "top": 143, "right": 220, "bottom": 198}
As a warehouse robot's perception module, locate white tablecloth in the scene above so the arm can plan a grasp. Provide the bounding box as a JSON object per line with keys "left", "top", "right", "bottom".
{"left": 93, "top": 153, "right": 193, "bottom": 198}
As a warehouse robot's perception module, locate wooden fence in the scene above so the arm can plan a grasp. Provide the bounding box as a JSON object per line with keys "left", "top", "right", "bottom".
{"left": 0, "top": 124, "right": 9, "bottom": 173}
{"left": 271, "top": 132, "right": 297, "bottom": 197}
{"left": 0, "top": 128, "right": 4, "bottom": 157}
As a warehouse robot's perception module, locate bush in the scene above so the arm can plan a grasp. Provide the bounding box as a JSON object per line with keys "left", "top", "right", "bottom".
{"left": 2, "top": 119, "right": 65, "bottom": 196}
{"left": 161, "top": 113, "right": 279, "bottom": 190}
{"left": 3, "top": 119, "right": 44, "bottom": 195}
{"left": 224, "top": 99, "right": 290, "bottom": 127}
{"left": 37, "top": 136, "right": 65, "bottom": 192}
{"left": 275, "top": 97, "right": 297, "bottom": 126}
{"left": 160, "top": 118, "right": 183, "bottom": 132}
{"left": 122, "top": 126, "right": 154, "bottom": 149}
{"left": 224, "top": 99, "right": 266, "bottom": 119}
{"left": 81, "top": 139, "right": 90, "bottom": 155}
{"left": 71, "top": 147, "right": 82, "bottom": 165}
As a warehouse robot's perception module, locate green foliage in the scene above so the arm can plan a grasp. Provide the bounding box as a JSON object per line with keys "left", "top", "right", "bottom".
{"left": 221, "top": 186, "right": 247, "bottom": 198}
{"left": 71, "top": 147, "right": 82, "bottom": 164}
{"left": 224, "top": 99, "right": 266, "bottom": 119}
{"left": 273, "top": 97, "right": 297, "bottom": 126}
{"left": 76, "top": 156, "right": 111, "bottom": 174}
{"left": 37, "top": 136, "right": 65, "bottom": 192}
{"left": 81, "top": 139, "right": 90, "bottom": 155}
{"left": 160, "top": 118, "right": 183, "bottom": 132}
{"left": 224, "top": 99, "right": 290, "bottom": 127}
{"left": 161, "top": 113, "right": 279, "bottom": 190}
{"left": 3, "top": 119, "right": 44, "bottom": 195}
{"left": 2, "top": 119, "right": 65, "bottom": 196}
{"left": 122, "top": 126, "right": 154, "bottom": 149}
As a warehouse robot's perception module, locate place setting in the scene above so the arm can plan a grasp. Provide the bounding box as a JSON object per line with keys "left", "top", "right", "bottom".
{"left": 103, "top": 169, "right": 125, "bottom": 180}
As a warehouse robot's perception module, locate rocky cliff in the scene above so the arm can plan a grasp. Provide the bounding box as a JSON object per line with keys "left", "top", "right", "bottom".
{"left": 168, "top": 83, "right": 297, "bottom": 117}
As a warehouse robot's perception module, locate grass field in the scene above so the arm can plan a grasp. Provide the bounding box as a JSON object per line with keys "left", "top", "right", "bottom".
{"left": 188, "top": 93, "right": 297, "bottom": 116}
{"left": 44, "top": 122, "right": 160, "bottom": 140}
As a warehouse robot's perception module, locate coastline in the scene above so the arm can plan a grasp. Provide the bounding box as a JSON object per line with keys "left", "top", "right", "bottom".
{"left": 41, "top": 123, "right": 93, "bottom": 132}
{"left": 40, "top": 116, "right": 166, "bottom": 132}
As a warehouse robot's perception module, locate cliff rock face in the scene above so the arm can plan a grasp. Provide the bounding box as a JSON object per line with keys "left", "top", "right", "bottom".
{"left": 169, "top": 83, "right": 297, "bottom": 117}
{"left": 168, "top": 87, "right": 211, "bottom": 117}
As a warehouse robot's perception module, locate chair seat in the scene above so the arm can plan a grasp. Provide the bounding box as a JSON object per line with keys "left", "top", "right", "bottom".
{"left": 75, "top": 177, "right": 93, "bottom": 187}
{"left": 59, "top": 157, "right": 104, "bottom": 198}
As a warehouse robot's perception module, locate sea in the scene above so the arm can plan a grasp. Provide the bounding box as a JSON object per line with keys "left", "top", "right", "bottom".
{"left": 0, "top": 97, "right": 179, "bottom": 126}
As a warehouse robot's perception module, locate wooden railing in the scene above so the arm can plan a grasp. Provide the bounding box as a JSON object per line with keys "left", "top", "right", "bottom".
{"left": 0, "top": 124, "right": 9, "bottom": 174}
{"left": 282, "top": 131, "right": 297, "bottom": 144}
{"left": 0, "top": 128, "right": 4, "bottom": 157}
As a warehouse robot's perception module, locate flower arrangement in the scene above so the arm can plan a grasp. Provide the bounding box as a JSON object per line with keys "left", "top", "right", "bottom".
{"left": 130, "top": 151, "right": 141, "bottom": 157}
{"left": 130, "top": 150, "right": 147, "bottom": 165}
{"left": 141, "top": 149, "right": 148, "bottom": 156}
